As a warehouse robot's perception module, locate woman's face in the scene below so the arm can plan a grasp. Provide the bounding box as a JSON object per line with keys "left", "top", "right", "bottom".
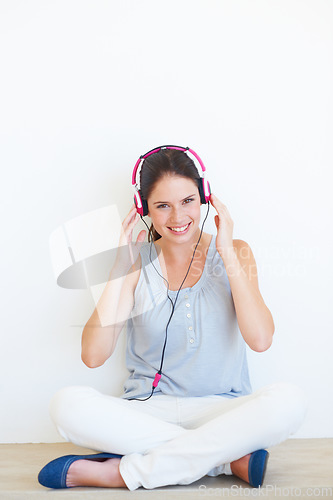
{"left": 147, "top": 174, "right": 202, "bottom": 243}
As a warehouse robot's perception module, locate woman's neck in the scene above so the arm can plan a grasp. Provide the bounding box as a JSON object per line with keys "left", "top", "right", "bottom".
{"left": 155, "top": 230, "right": 210, "bottom": 263}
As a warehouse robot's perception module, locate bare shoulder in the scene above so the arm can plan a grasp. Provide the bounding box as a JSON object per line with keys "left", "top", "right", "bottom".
{"left": 233, "top": 239, "right": 253, "bottom": 257}
{"left": 232, "top": 239, "right": 259, "bottom": 285}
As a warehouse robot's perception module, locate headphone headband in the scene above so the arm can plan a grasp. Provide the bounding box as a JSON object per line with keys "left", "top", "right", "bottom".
{"left": 132, "top": 145, "right": 206, "bottom": 187}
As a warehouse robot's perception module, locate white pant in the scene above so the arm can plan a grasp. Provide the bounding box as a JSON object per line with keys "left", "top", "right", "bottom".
{"left": 49, "top": 382, "right": 307, "bottom": 491}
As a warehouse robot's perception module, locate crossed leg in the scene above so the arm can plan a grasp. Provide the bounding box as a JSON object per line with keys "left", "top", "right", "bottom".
{"left": 49, "top": 383, "right": 307, "bottom": 490}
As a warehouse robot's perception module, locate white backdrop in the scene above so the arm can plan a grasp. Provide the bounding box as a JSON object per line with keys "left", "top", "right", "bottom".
{"left": 0, "top": 0, "right": 332, "bottom": 443}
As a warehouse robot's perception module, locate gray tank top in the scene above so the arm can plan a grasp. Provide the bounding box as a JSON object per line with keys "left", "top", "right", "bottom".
{"left": 121, "top": 234, "right": 252, "bottom": 399}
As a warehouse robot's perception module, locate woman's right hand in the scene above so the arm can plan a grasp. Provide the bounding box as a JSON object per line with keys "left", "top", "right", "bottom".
{"left": 114, "top": 204, "right": 146, "bottom": 275}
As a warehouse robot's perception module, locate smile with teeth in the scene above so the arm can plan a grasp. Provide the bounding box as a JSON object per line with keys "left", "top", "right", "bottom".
{"left": 168, "top": 222, "right": 191, "bottom": 233}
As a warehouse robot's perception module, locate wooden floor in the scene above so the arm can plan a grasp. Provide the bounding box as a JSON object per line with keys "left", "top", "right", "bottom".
{"left": 0, "top": 439, "right": 332, "bottom": 499}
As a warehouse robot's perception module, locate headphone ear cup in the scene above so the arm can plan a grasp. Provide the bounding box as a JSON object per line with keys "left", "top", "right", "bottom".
{"left": 206, "top": 180, "right": 211, "bottom": 201}
{"left": 133, "top": 190, "right": 144, "bottom": 216}
{"left": 134, "top": 189, "right": 149, "bottom": 216}
{"left": 141, "top": 197, "right": 148, "bottom": 217}
{"left": 198, "top": 180, "right": 206, "bottom": 204}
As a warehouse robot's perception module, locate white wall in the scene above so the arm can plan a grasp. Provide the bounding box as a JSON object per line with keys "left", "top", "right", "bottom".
{"left": 1, "top": 0, "right": 332, "bottom": 443}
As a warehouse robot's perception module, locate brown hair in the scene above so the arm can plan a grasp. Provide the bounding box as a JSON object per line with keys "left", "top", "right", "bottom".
{"left": 139, "top": 149, "right": 201, "bottom": 242}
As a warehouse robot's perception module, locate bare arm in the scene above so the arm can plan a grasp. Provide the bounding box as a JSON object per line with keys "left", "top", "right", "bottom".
{"left": 81, "top": 265, "right": 140, "bottom": 368}
{"left": 81, "top": 205, "right": 146, "bottom": 368}
{"left": 222, "top": 240, "right": 275, "bottom": 352}
{"left": 209, "top": 193, "right": 274, "bottom": 352}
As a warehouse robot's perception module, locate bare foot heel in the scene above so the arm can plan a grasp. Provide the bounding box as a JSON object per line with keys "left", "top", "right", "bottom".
{"left": 66, "top": 457, "right": 127, "bottom": 488}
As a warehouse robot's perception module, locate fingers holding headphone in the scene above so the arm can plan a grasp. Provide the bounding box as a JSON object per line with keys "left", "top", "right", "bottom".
{"left": 125, "top": 205, "right": 147, "bottom": 240}
{"left": 121, "top": 205, "right": 140, "bottom": 243}
{"left": 115, "top": 205, "right": 146, "bottom": 274}
{"left": 128, "top": 212, "right": 147, "bottom": 247}
{"left": 210, "top": 193, "right": 234, "bottom": 255}
{"left": 123, "top": 204, "right": 138, "bottom": 230}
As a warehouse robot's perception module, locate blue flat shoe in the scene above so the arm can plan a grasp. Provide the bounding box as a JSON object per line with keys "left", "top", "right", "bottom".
{"left": 248, "top": 449, "right": 269, "bottom": 488}
{"left": 38, "top": 452, "right": 123, "bottom": 489}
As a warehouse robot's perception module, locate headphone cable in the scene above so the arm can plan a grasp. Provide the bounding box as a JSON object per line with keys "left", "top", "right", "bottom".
{"left": 127, "top": 201, "right": 210, "bottom": 401}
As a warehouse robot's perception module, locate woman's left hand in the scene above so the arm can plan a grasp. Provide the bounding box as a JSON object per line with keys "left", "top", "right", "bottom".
{"left": 209, "top": 193, "right": 234, "bottom": 257}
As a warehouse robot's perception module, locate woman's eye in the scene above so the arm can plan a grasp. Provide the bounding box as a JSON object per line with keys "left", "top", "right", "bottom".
{"left": 157, "top": 199, "right": 194, "bottom": 209}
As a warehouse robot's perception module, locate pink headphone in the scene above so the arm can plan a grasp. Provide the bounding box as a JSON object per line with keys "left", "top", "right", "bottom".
{"left": 132, "top": 145, "right": 211, "bottom": 216}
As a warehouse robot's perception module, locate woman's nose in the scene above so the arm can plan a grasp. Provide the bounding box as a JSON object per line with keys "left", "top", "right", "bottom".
{"left": 170, "top": 206, "right": 182, "bottom": 221}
